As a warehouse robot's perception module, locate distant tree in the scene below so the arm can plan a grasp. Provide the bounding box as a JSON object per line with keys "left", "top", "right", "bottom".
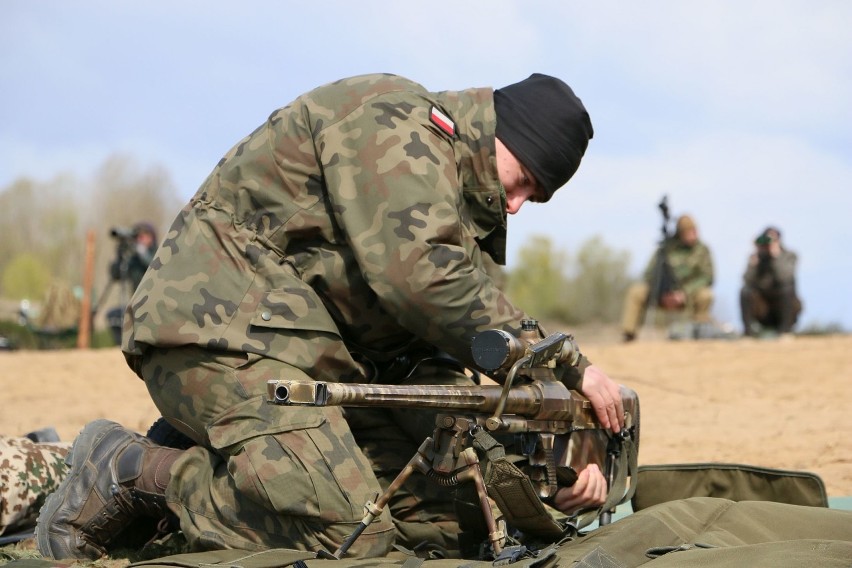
{"left": 2, "top": 252, "right": 52, "bottom": 300}
{"left": 0, "top": 154, "right": 183, "bottom": 325}
{"left": 563, "top": 236, "right": 632, "bottom": 324}
{"left": 506, "top": 234, "right": 631, "bottom": 325}
{"left": 0, "top": 176, "right": 81, "bottom": 292}
{"left": 506, "top": 235, "right": 572, "bottom": 322}
{"left": 38, "top": 181, "right": 82, "bottom": 284}
{"left": 89, "top": 155, "right": 180, "bottom": 232}
{"left": 797, "top": 321, "right": 846, "bottom": 336}
{"left": 0, "top": 179, "right": 40, "bottom": 280}
{"left": 87, "top": 155, "right": 183, "bottom": 299}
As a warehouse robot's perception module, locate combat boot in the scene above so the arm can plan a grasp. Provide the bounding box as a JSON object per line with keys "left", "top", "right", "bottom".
{"left": 36, "top": 419, "right": 182, "bottom": 560}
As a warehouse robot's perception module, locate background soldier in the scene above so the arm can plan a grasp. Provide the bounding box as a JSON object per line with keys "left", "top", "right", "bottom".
{"left": 109, "top": 222, "right": 158, "bottom": 293}
{"left": 37, "top": 73, "right": 625, "bottom": 560}
{"left": 620, "top": 214, "right": 714, "bottom": 342}
{"left": 740, "top": 226, "right": 801, "bottom": 337}
{"left": 102, "top": 222, "right": 159, "bottom": 345}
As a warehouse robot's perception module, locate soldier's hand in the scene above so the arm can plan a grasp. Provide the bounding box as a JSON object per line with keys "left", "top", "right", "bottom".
{"left": 580, "top": 365, "right": 624, "bottom": 433}
{"left": 660, "top": 290, "right": 685, "bottom": 310}
{"left": 552, "top": 463, "right": 607, "bottom": 515}
{"left": 768, "top": 241, "right": 782, "bottom": 257}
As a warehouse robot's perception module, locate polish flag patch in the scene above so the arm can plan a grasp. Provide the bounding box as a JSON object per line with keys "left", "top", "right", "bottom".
{"left": 430, "top": 106, "right": 455, "bottom": 136}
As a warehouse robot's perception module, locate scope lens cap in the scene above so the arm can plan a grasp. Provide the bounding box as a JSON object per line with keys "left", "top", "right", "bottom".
{"left": 471, "top": 330, "right": 510, "bottom": 371}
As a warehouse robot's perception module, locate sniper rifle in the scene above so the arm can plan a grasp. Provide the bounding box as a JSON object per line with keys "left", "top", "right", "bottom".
{"left": 267, "top": 322, "right": 639, "bottom": 558}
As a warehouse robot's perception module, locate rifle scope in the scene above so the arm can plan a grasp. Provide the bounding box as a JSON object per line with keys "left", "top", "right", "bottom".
{"left": 471, "top": 329, "right": 581, "bottom": 372}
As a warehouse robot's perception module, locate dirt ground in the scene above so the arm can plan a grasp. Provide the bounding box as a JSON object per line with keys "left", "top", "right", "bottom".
{"left": 1, "top": 332, "right": 850, "bottom": 497}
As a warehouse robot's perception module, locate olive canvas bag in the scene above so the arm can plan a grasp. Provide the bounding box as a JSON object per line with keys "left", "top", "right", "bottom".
{"left": 631, "top": 462, "right": 828, "bottom": 511}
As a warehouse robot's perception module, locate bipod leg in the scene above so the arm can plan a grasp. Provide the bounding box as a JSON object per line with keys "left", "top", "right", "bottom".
{"left": 333, "top": 438, "right": 434, "bottom": 558}
{"left": 456, "top": 447, "right": 504, "bottom": 556}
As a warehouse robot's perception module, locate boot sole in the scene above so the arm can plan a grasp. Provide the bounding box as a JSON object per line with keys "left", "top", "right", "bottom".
{"left": 35, "top": 419, "right": 121, "bottom": 560}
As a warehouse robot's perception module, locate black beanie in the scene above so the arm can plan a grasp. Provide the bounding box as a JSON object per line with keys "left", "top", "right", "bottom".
{"left": 494, "top": 74, "right": 594, "bottom": 200}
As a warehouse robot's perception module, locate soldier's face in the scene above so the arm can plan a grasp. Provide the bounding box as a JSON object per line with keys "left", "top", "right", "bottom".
{"left": 495, "top": 138, "right": 543, "bottom": 215}
{"left": 679, "top": 228, "right": 698, "bottom": 246}
{"left": 136, "top": 231, "right": 154, "bottom": 247}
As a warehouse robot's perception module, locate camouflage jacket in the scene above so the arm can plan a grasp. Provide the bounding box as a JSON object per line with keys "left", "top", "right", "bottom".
{"left": 643, "top": 238, "right": 714, "bottom": 297}
{"left": 123, "top": 74, "right": 563, "bottom": 384}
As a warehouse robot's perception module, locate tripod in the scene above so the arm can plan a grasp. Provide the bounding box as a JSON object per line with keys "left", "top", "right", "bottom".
{"left": 91, "top": 243, "right": 136, "bottom": 345}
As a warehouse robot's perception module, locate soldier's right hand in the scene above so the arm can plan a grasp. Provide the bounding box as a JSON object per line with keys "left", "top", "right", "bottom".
{"left": 579, "top": 365, "right": 624, "bottom": 433}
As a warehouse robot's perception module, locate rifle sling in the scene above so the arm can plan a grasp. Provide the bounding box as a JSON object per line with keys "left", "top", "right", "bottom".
{"left": 470, "top": 429, "right": 566, "bottom": 540}
{"left": 574, "top": 432, "right": 640, "bottom": 528}
{"left": 603, "top": 434, "right": 639, "bottom": 512}
{"left": 485, "top": 457, "right": 567, "bottom": 539}
{"left": 459, "top": 428, "right": 639, "bottom": 544}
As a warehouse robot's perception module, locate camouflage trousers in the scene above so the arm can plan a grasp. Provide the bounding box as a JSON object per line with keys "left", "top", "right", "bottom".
{"left": 0, "top": 436, "right": 71, "bottom": 536}
{"left": 621, "top": 281, "right": 714, "bottom": 335}
{"left": 138, "top": 346, "right": 408, "bottom": 557}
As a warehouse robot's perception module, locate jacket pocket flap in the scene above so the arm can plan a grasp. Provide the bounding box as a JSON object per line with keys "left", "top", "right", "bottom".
{"left": 207, "top": 394, "right": 326, "bottom": 452}
{"left": 249, "top": 288, "right": 340, "bottom": 336}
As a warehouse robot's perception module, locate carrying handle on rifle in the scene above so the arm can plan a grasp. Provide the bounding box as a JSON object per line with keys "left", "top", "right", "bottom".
{"left": 486, "top": 354, "right": 530, "bottom": 431}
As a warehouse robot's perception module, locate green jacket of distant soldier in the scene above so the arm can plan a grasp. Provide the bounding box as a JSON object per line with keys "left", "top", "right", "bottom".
{"left": 642, "top": 216, "right": 713, "bottom": 301}
{"left": 621, "top": 214, "right": 714, "bottom": 340}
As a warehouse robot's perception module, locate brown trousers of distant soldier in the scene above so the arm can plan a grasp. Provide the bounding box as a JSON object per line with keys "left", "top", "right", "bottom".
{"left": 621, "top": 282, "right": 714, "bottom": 338}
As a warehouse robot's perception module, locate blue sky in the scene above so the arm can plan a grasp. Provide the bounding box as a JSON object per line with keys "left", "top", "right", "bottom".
{"left": 2, "top": 1, "right": 850, "bottom": 331}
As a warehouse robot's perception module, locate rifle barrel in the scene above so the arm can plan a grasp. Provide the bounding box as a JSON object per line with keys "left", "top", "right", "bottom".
{"left": 267, "top": 380, "right": 587, "bottom": 422}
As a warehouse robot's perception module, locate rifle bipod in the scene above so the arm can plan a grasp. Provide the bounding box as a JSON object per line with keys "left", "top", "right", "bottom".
{"left": 332, "top": 432, "right": 504, "bottom": 558}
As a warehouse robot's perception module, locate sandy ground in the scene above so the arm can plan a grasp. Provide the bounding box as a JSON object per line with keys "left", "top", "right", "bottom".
{"left": 1, "top": 333, "right": 850, "bottom": 497}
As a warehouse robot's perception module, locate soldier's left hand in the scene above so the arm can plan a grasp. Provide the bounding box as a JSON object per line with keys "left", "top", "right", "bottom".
{"left": 551, "top": 463, "right": 607, "bottom": 515}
